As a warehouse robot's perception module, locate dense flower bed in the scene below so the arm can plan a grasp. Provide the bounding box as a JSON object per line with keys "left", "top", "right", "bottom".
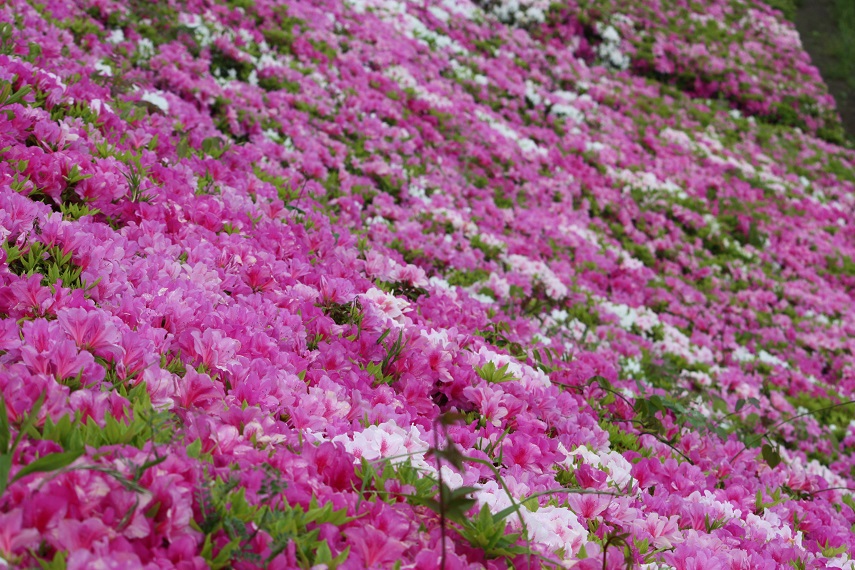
{"left": 498, "top": 0, "right": 844, "bottom": 142}
{"left": 1, "top": 0, "right": 855, "bottom": 568}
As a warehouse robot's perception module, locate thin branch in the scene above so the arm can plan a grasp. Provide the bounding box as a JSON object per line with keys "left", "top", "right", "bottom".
{"left": 730, "top": 399, "right": 855, "bottom": 463}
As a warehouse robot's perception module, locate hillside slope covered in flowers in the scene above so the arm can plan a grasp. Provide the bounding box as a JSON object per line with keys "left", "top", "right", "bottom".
{"left": 2, "top": 0, "right": 855, "bottom": 567}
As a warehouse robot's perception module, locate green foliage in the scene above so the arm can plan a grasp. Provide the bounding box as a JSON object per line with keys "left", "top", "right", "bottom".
{"left": 633, "top": 392, "right": 707, "bottom": 438}
{"left": 371, "top": 173, "right": 402, "bottom": 200}
{"left": 472, "top": 34, "right": 504, "bottom": 57}
{"left": 456, "top": 504, "right": 529, "bottom": 558}
{"left": 0, "top": 380, "right": 172, "bottom": 501}
{"left": 470, "top": 235, "right": 504, "bottom": 262}
{"left": 530, "top": 346, "right": 563, "bottom": 374}
{"left": 263, "top": 8, "right": 306, "bottom": 55}
{"left": 475, "top": 361, "right": 518, "bottom": 384}
{"left": 375, "top": 279, "right": 429, "bottom": 302}
{"left": 356, "top": 456, "right": 436, "bottom": 506}
{"left": 387, "top": 239, "right": 427, "bottom": 266}
{"left": 0, "top": 22, "right": 15, "bottom": 56}
{"left": 220, "top": 222, "right": 240, "bottom": 235}
{"left": 210, "top": 46, "right": 255, "bottom": 83}
{"left": 194, "top": 471, "right": 351, "bottom": 568}
{"left": 755, "top": 487, "right": 787, "bottom": 513}
{"left": 12, "top": 449, "right": 83, "bottom": 482}
{"left": 0, "top": 76, "right": 31, "bottom": 110}
{"left": 567, "top": 300, "right": 601, "bottom": 329}
{"left": 784, "top": 392, "right": 855, "bottom": 441}
{"left": 474, "top": 320, "right": 528, "bottom": 361}
{"left": 600, "top": 421, "right": 641, "bottom": 454}
{"left": 761, "top": 443, "right": 782, "bottom": 469}
{"left": 0, "top": 392, "right": 50, "bottom": 495}
{"left": 364, "top": 329, "right": 408, "bottom": 386}
{"left": 60, "top": 202, "right": 101, "bottom": 221}
{"left": 761, "top": 0, "right": 800, "bottom": 21}
{"left": 585, "top": 372, "right": 769, "bottom": 464}
{"left": 201, "top": 136, "right": 230, "bottom": 159}
{"left": 453, "top": 504, "right": 530, "bottom": 560}
{"left": 637, "top": 351, "right": 675, "bottom": 391}
{"left": 123, "top": 0, "right": 183, "bottom": 46}
{"left": 3, "top": 240, "right": 97, "bottom": 292}
{"left": 829, "top": 0, "right": 855, "bottom": 93}
{"left": 356, "top": 450, "right": 541, "bottom": 566}
{"left": 820, "top": 541, "right": 849, "bottom": 558}
{"left": 409, "top": 482, "right": 480, "bottom": 525}
{"left": 258, "top": 75, "right": 301, "bottom": 93}
{"left": 621, "top": 239, "right": 656, "bottom": 268}
{"left": 493, "top": 188, "right": 514, "bottom": 209}
{"left": 308, "top": 39, "right": 336, "bottom": 62}
{"left": 320, "top": 298, "right": 363, "bottom": 327}
{"left": 446, "top": 268, "right": 489, "bottom": 287}
{"left": 40, "top": 383, "right": 176, "bottom": 450}
{"left": 825, "top": 253, "right": 855, "bottom": 277}
{"left": 253, "top": 165, "right": 298, "bottom": 205}
{"left": 161, "top": 352, "right": 187, "bottom": 378}
{"left": 124, "top": 157, "right": 156, "bottom": 203}
{"left": 59, "top": 16, "right": 104, "bottom": 42}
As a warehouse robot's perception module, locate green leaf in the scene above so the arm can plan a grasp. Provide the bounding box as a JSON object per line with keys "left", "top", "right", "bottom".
{"left": 475, "top": 361, "right": 517, "bottom": 383}
{"left": 437, "top": 411, "right": 466, "bottom": 426}
{"left": 200, "top": 533, "right": 214, "bottom": 560}
{"left": 0, "top": 453, "right": 11, "bottom": 495}
{"left": 0, "top": 397, "right": 9, "bottom": 454}
{"left": 328, "top": 545, "right": 350, "bottom": 568}
{"left": 427, "top": 438, "right": 467, "bottom": 472}
{"left": 313, "top": 539, "right": 352, "bottom": 568}
{"left": 12, "top": 450, "right": 82, "bottom": 483}
{"left": 822, "top": 543, "right": 848, "bottom": 558}
{"left": 210, "top": 537, "right": 241, "bottom": 570}
{"left": 175, "top": 137, "right": 191, "bottom": 159}
{"left": 12, "top": 391, "right": 45, "bottom": 452}
{"left": 201, "top": 136, "right": 228, "bottom": 158}
{"left": 133, "top": 455, "right": 168, "bottom": 482}
{"left": 33, "top": 550, "right": 67, "bottom": 570}
{"left": 430, "top": 484, "right": 479, "bottom": 524}
{"left": 187, "top": 438, "right": 202, "bottom": 459}
{"left": 228, "top": 487, "right": 255, "bottom": 521}
{"left": 761, "top": 444, "right": 782, "bottom": 469}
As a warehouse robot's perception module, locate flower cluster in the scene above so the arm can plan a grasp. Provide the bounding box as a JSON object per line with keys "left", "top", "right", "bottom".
{"left": 0, "top": 0, "right": 853, "bottom": 568}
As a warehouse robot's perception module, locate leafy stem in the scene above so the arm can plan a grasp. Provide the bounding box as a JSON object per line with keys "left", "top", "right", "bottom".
{"left": 730, "top": 399, "right": 855, "bottom": 464}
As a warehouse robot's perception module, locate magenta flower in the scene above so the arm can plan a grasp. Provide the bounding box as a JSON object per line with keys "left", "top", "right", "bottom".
{"left": 57, "top": 308, "right": 123, "bottom": 361}
{"left": 0, "top": 509, "right": 39, "bottom": 564}
{"left": 175, "top": 369, "right": 225, "bottom": 412}
{"left": 343, "top": 525, "right": 407, "bottom": 568}
{"left": 634, "top": 512, "right": 683, "bottom": 549}
{"left": 185, "top": 329, "right": 240, "bottom": 372}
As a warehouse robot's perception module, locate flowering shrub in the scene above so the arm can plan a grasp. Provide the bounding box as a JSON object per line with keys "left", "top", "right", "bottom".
{"left": 0, "top": 0, "right": 854, "bottom": 568}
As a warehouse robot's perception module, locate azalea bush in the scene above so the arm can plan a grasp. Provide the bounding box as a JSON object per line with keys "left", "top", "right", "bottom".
{"left": 1, "top": 0, "right": 855, "bottom": 568}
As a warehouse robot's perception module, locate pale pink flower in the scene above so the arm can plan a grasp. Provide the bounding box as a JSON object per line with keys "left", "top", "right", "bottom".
{"left": 189, "top": 329, "right": 240, "bottom": 371}
{"left": 635, "top": 513, "right": 683, "bottom": 549}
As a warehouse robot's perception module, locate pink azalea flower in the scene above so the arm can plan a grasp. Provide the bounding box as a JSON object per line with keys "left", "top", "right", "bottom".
{"left": 175, "top": 369, "right": 225, "bottom": 412}
{"left": 343, "top": 526, "right": 407, "bottom": 568}
{"left": 57, "top": 308, "right": 123, "bottom": 361}
{"left": 634, "top": 512, "right": 683, "bottom": 549}
{"left": 186, "top": 329, "right": 240, "bottom": 372}
{"left": 0, "top": 509, "right": 39, "bottom": 562}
